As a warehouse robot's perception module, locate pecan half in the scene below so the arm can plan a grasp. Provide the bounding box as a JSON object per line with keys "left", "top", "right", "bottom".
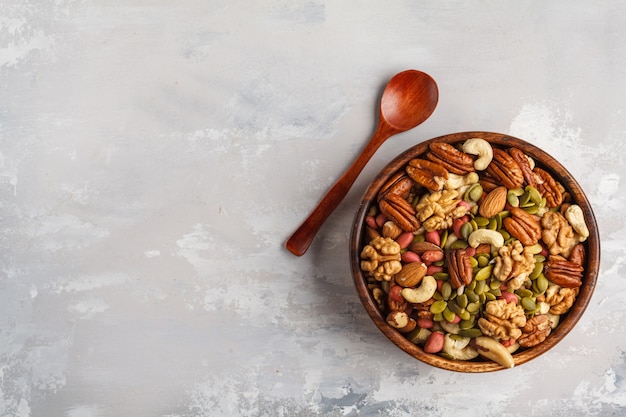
{"left": 379, "top": 195, "right": 421, "bottom": 233}
{"left": 544, "top": 255, "right": 583, "bottom": 288}
{"left": 534, "top": 167, "right": 564, "bottom": 208}
{"left": 446, "top": 248, "right": 473, "bottom": 289}
{"left": 502, "top": 207, "right": 541, "bottom": 246}
{"left": 426, "top": 143, "right": 475, "bottom": 175}
{"left": 485, "top": 148, "right": 524, "bottom": 189}
{"left": 378, "top": 172, "right": 414, "bottom": 202}
{"left": 478, "top": 174, "right": 501, "bottom": 193}
{"left": 569, "top": 243, "right": 586, "bottom": 266}
{"left": 405, "top": 158, "right": 449, "bottom": 191}
{"left": 508, "top": 147, "right": 538, "bottom": 186}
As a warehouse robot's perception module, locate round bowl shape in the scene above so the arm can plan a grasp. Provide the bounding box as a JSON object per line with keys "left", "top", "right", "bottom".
{"left": 350, "top": 132, "right": 600, "bottom": 372}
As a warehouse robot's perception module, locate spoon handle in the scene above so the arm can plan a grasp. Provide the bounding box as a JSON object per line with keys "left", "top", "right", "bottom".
{"left": 285, "top": 121, "right": 397, "bottom": 256}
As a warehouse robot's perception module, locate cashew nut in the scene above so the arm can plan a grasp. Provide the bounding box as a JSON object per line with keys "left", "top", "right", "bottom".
{"left": 474, "top": 336, "right": 515, "bottom": 368}
{"left": 564, "top": 204, "right": 589, "bottom": 242}
{"left": 468, "top": 228, "right": 505, "bottom": 249}
{"left": 444, "top": 172, "right": 479, "bottom": 191}
{"left": 401, "top": 275, "right": 437, "bottom": 304}
{"left": 443, "top": 334, "right": 479, "bottom": 360}
{"left": 462, "top": 138, "right": 493, "bottom": 171}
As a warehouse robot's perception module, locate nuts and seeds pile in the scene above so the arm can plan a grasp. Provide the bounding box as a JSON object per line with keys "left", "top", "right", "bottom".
{"left": 360, "top": 138, "right": 590, "bottom": 368}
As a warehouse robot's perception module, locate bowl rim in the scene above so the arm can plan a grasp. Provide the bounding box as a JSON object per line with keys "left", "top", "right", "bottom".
{"left": 350, "top": 131, "right": 600, "bottom": 372}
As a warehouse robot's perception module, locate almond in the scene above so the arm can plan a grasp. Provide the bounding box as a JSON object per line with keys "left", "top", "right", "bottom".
{"left": 394, "top": 262, "right": 427, "bottom": 288}
{"left": 479, "top": 186, "right": 507, "bottom": 218}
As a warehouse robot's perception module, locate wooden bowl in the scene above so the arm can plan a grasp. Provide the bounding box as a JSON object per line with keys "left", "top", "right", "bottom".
{"left": 350, "top": 131, "right": 600, "bottom": 372}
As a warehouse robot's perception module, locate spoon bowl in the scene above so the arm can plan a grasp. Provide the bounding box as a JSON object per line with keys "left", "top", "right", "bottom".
{"left": 286, "top": 70, "right": 438, "bottom": 256}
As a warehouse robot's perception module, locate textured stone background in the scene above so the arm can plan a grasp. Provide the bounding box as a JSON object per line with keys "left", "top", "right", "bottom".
{"left": 1, "top": 1, "right": 625, "bottom": 416}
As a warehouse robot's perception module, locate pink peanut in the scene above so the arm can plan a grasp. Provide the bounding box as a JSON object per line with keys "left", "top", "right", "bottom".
{"left": 396, "top": 232, "right": 414, "bottom": 249}
{"left": 452, "top": 215, "right": 469, "bottom": 238}
{"left": 401, "top": 251, "right": 421, "bottom": 263}
{"left": 423, "top": 331, "right": 445, "bottom": 353}
{"left": 388, "top": 285, "right": 404, "bottom": 303}
{"left": 499, "top": 291, "right": 518, "bottom": 304}
{"left": 365, "top": 216, "right": 378, "bottom": 229}
{"left": 447, "top": 314, "right": 461, "bottom": 324}
{"left": 426, "top": 265, "right": 444, "bottom": 275}
{"left": 417, "top": 317, "right": 434, "bottom": 329}
{"left": 424, "top": 230, "right": 440, "bottom": 246}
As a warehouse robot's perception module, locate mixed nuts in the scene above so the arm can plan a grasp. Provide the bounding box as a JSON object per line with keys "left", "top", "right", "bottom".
{"left": 359, "top": 138, "right": 590, "bottom": 368}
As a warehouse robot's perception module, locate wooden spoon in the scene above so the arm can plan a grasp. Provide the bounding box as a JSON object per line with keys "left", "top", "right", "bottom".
{"left": 285, "top": 70, "right": 439, "bottom": 256}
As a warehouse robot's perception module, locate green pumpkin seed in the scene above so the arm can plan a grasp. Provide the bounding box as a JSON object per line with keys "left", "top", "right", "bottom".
{"left": 527, "top": 186, "right": 543, "bottom": 205}
{"left": 495, "top": 211, "right": 509, "bottom": 230}
{"left": 440, "top": 229, "right": 448, "bottom": 249}
{"left": 459, "top": 310, "right": 471, "bottom": 321}
{"left": 529, "top": 262, "right": 544, "bottom": 280}
{"left": 467, "top": 279, "right": 477, "bottom": 291}
{"left": 470, "top": 219, "right": 478, "bottom": 232}
{"left": 518, "top": 191, "right": 531, "bottom": 207}
{"left": 433, "top": 291, "right": 443, "bottom": 301}
{"left": 537, "top": 197, "right": 547, "bottom": 208}
{"left": 433, "top": 312, "right": 444, "bottom": 322}
{"left": 460, "top": 318, "right": 475, "bottom": 330}
{"left": 535, "top": 274, "right": 549, "bottom": 294}
{"left": 465, "top": 183, "right": 483, "bottom": 202}
{"left": 489, "top": 279, "right": 502, "bottom": 290}
{"left": 485, "top": 291, "right": 496, "bottom": 301}
{"left": 466, "top": 301, "right": 481, "bottom": 314}
{"left": 413, "top": 234, "right": 425, "bottom": 243}
{"left": 534, "top": 254, "right": 546, "bottom": 263}
{"left": 475, "top": 264, "right": 493, "bottom": 281}
{"left": 433, "top": 272, "right": 450, "bottom": 281}
{"left": 441, "top": 281, "right": 452, "bottom": 299}
{"left": 457, "top": 294, "right": 469, "bottom": 309}
{"left": 469, "top": 257, "right": 478, "bottom": 268}
{"left": 461, "top": 222, "right": 474, "bottom": 240}
{"left": 477, "top": 254, "right": 490, "bottom": 267}
{"left": 498, "top": 229, "right": 511, "bottom": 240}
{"left": 507, "top": 191, "right": 520, "bottom": 207}
{"left": 475, "top": 279, "right": 487, "bottom": 295}
{"left": 466, "top": 290, "right": 479, "bottom": 303}
{"left": 521, "top": 297, "right": 537, "bottom": 312}
{"left": 510, "top": 187, "right": 524, "bottom": 196}
{"left": 442, "top": 308, "right": 456, "bottom": 323}
{"left": 459, "top": 328, "right": 483, "bottom": 338}
{"left": 447, "top": 300, "right": 464, "bottom": 315}
{"left": 523, "top": 205, "right": 539, "bottom": 215}
{"left": 430, "top": 300, "right": 448, "bottom": 314}
{"left": 490, "top": 287, "right": 502, "bottom": 297}
{"left": 516, "top": 288, "right": 534, "bottom": 299}
{"left": 450, "top": 239, "right": 469, "bottom": 250}
{"left": 488, "top": 218, "right": 498, "bottom": 230}
{"left": 474, "top": 216, "right": 490, "bottom": 227}
{"left": 409, "top": 327, "right": 434, "bottom": 344}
